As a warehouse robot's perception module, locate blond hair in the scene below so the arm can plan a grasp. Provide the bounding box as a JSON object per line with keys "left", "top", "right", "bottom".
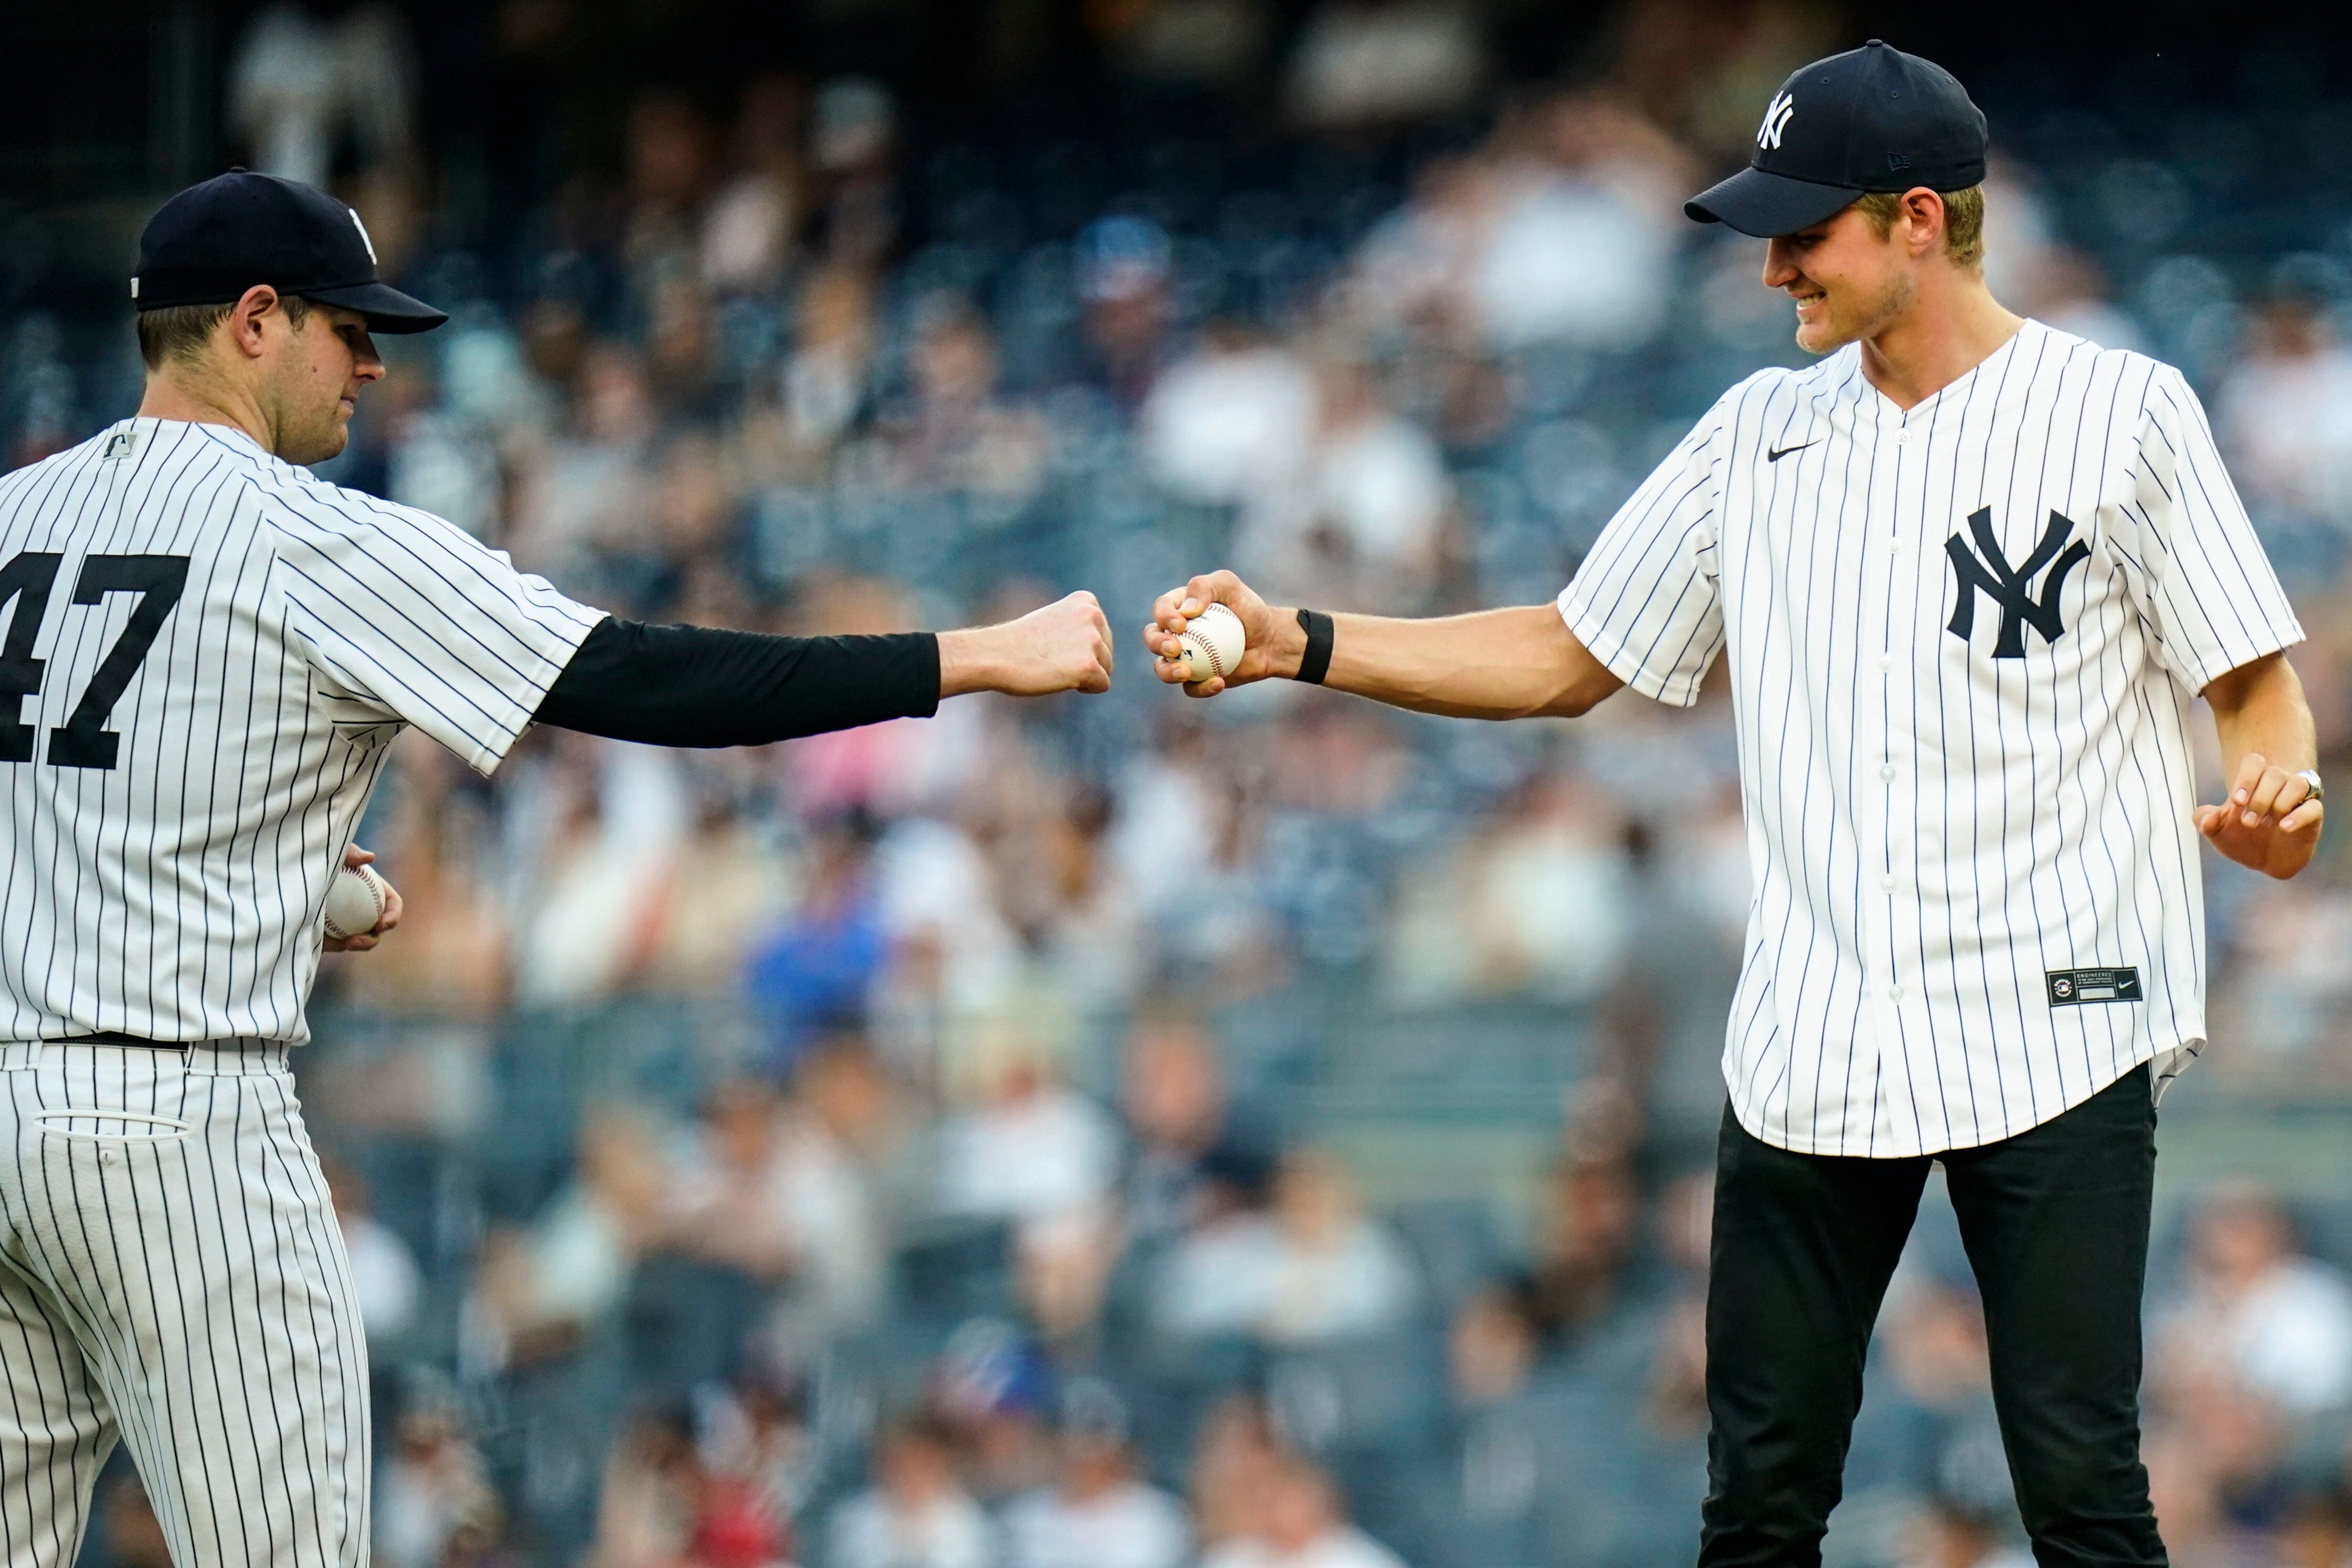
{"left": 1852, "top": 185, "right": 1985, "bottom": 270}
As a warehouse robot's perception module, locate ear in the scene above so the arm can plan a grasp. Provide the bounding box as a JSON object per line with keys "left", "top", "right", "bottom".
{"left": 1900, "top": 187, "right": 1946, "bottom": 260}
{"left": 224, "top": 284, "right": 287, "bottom": 360}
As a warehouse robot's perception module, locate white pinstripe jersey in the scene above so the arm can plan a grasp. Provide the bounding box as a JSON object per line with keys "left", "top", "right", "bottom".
{"left": 1559, "top": 321, "right": 2303, "bottom": 1157}
{"left": 0, "top": 417, "right": 601, "bottom": 1044}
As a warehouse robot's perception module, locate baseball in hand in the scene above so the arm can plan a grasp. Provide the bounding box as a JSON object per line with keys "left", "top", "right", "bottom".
{"left": 1171, "top": 601, "right": 1247, "bottom": 684}
{"left": 322, "top": 863, "right": 389, "bottom": 940}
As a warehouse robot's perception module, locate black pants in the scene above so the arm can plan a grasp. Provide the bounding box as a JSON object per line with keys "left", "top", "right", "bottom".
{"left": 1699, "top": 1066, "right": 2164, "bottom": 1568}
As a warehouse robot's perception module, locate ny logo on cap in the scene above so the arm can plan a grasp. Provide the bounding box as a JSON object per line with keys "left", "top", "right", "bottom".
{"left": 1757, "top": 91, "right": 1796, "bottom": 151}
{"left": 1945, "top": 507, "right": 2092, "bottom": 658}
{"left": 349, "top": 208, "right": 377, "bottom": 267}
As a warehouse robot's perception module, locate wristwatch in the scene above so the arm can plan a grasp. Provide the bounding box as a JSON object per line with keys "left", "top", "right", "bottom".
{"left": 2298, "top": 769, "right": 2325, "bottom": 803}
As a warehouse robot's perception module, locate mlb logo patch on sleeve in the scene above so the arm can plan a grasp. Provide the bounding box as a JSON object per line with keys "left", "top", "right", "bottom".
{"left": 2047, "top": 968, "right": 2143, "bottom": 1006}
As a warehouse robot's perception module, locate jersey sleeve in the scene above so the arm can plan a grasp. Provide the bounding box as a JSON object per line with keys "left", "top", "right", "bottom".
{"left": 1555, "top": 404, "right": 1726, "bottom": 707}
{"left": 2120, "top": 364, "right": 2304, "bottom": 692}
{"left": 263, "top": 478, "right": 605, "bottom": 775}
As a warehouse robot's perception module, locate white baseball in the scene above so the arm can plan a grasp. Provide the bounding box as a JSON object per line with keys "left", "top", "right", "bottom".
{"left": 1173, "top": 601, "right": 1247, "bottom": 684}
{"left": 322, "top": 863, "right": 388, "bottom": 940}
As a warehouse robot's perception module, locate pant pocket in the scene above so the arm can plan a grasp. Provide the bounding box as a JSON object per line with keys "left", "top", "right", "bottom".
{"left": 33, "top": 1109, "right": 192, "bottom": 1143}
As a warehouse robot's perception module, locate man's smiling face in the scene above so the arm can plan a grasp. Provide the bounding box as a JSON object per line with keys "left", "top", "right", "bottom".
{"left": 1762, "top": 203, "right": 1918, "bottom": 356}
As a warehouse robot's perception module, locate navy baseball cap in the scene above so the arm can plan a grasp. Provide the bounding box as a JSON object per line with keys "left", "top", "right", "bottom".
{"left": 132, "top": 168, "right": 447, "bottom": 333}
{"left": 1686, "top": 40, "right": 1988, "bottom": 238}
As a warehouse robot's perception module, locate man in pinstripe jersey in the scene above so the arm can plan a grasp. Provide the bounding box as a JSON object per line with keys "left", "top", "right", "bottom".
{"left": 1146, "top": 42, "right": 2321, "bottom": 1568}
{"left": 0, "top": 169, "right": 1115, "bottom": 1566}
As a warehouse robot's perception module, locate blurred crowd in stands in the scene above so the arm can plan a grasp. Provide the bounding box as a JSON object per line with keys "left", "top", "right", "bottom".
{"left": 25, "top": 2, "right": 2352, "bottom": 1565}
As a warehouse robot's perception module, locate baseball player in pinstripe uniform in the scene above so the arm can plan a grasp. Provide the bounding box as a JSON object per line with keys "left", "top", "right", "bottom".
{"left": 1148, "top": 41, "right": 2321, "bottom": 1566}
{"left": 0, "top": 169, "right": 1113, "bottom": 1567}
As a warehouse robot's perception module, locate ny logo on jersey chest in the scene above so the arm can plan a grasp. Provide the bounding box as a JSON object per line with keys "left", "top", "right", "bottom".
{"left": 1944, "top": 507, "right": 2090, "bottom": 659}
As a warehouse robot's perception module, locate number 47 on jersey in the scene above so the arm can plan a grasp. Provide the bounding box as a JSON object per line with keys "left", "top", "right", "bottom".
{"left": 0, "top": 552, "right": 189, "bottom": 769}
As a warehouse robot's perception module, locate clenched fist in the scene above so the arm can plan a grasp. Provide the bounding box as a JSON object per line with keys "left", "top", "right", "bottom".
{"left": 941, "top": 591, "right": 1116, "bottom": 697}
{"left": 1143, "top": 570, "right": 1300, "bottom": 697}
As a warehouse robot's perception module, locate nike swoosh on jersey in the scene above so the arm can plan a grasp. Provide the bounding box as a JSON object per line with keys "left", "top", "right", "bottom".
{"left": 1767, "top": 440, "right": 1819, "bottom": 462}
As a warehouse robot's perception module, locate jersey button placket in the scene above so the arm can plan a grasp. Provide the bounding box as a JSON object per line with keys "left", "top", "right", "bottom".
{"left": 1867, "top": 407, "right": 1916, "bottom": 1147}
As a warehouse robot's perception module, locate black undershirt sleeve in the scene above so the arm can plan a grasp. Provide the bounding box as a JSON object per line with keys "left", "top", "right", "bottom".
{"left": 531, "top": 616, "right": 942, "bottom": 747}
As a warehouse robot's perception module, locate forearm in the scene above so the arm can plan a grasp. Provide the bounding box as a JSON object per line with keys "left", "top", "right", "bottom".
{"left": 533, "top": 617, "right": 940, "bottom": 746}
{"left": 2206, "top": 652, "right": 2315, "bottom": 775}
{"left": 1264, "top": 604, "right": 1623, "bottom": 720}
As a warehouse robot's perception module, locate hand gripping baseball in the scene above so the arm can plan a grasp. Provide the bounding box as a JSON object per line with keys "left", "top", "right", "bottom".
{"left": 323, "top": 844, "right": 404, "bottom": 953}
{"left": 1145, "top": 570, "right": 1297, "bottom": 697}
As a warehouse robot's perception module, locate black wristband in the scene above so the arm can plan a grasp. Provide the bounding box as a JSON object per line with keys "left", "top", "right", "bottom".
{"left": 1293, "top": 608, "right": 1334, "bottom": 685}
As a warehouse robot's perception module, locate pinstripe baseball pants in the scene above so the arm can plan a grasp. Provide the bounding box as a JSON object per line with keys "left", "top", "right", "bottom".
{"left": 0, "top": 1042, "right": 369, "bottom": 1568}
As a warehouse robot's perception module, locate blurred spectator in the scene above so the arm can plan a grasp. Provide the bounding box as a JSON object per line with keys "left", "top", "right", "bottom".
{"left": 1119, "top": 1013, "right": 1274, "bottom": 1248}
{"left": 807, "top": 77, "right": 901, "bottom": 269}
{"left": 322, "top": 1150, "right": 422, "bottom": 1343}
{"left": 1896, "top": 1493, "right": 2032, "bottom": 1568}
{"left": 646, "top": 790, "right": 794, "bottom": 997}
{"left": 1109, "top": 716, "right": 1286, "bottom": 990}
{"left": 1074, "top": 217, "right": 1180, "bottom": 412}
{"left": 228, "top": 2, "right": 419, "bottom": 192}
{"left": 1431, "top": 1275, "right": 1554, "bottom": 1562}
{"left": 1287, "top": 3, "right": 1485, "bottom": 130}
{"left": 2015, "top": 246, "right": 2147, "bottom": 355}
{"left": 668, "top": 1069, "right": 889, "bottom": 1369}
{"left": 378, "top": 1375, "right": 502, "bottom": 1568}
{"left": 1198, "top": 1453, "right": 1407, "bottom": 1568}
{"left": 781, "top": 266, "right": 880, "bottom": 460}
{"left": 1000, "top": 1397, "right": 1188, "bottom": 1568}
{"left": 622, "top": 93, "right": 716, "bottom": 296}
{"left": 884, "top": 303, "right": 1051, "bottom": 501}
{"left": 594, "top": 1400, "right": 795, "bottom": 1568}
{"left": 744, "top": 811, "right": 889, "bottom": 1063}
{"left": 1348, "top": 91, "right": 1686, "bottom": 356}
{"left": 2219, "top": 288, "right": 2352, "bottom": 529}
{"left": 936, "top": 1039, "right": 1120, "bottom": 1230}
{"left": 932, "top": 1319, "right": 1060, "bottom": 1505}
{"left": 1464, "top": 93, "right": 1685, "bottom": 352}
{"left": 1387, "top": 768, "right": 1632, "bottom": 1006}
{"left": 468, "top": 1109, "right": 672, "bottom": 1372}
{"left": 510, "top": 741, "right": 692, "bottom": 1005}
{"left": 703, "top": 75, "right": 807, "bottom": 298}
{"left": 1529, "top": 1151, "right": 1641, "bottom": 1348}
{"left": 1190, "top": 1396, "right": 1285, "bottom": 1554}
{"left": 1845, "top": 1269, "right": 2004, "bottom": 1506}
{"left": 2159, "top": 1181, "right": 2352, "bottom": 1418}
{"left": 827, "top": 1420, "right": 996, "bottom": 1568}
{"left": 1156, "top": 1148, "right": 1417, "bottom": 1345}
{"left": 1235, "top": 350, "right": 1450, "bottom": 614}
{"left": 509, "top": 344, "right": 661, "bottom": 588}
{"left": 1141, "top": 320, "right": 1319, "bottom": 510}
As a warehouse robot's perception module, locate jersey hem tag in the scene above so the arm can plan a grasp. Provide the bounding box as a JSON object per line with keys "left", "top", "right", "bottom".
{"left": 2047, "top": 967, "right": 2142, "bottom": 1006}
